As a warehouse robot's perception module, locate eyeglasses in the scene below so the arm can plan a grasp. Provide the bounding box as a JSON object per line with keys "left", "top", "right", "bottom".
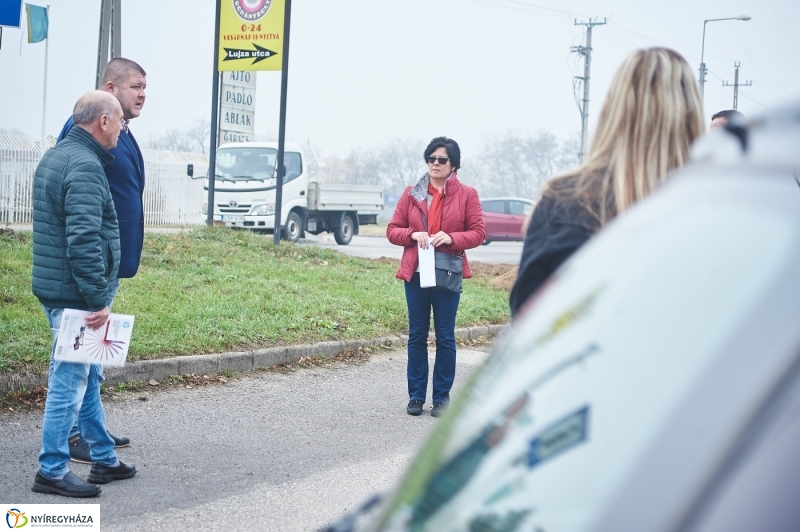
{"left": 426, "top": 156, "right": 449, "bottom": 165}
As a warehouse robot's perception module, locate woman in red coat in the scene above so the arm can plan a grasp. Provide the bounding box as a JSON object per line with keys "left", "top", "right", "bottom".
{"left": 387, "top": 137, "right": 485, "bottom": 417}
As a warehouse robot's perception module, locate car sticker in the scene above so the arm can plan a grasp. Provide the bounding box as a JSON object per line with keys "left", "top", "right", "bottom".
{"left": 482, "top": 478, "right": 526, "bottom": 507}
{"left": 534, "top": 289, "right": 602, "bottom": 347}
{"left": 528, "top": 406, "right": 589, "bottom": 470}
{"left": 467, "top": 509, "right": 532, "bottom": 532}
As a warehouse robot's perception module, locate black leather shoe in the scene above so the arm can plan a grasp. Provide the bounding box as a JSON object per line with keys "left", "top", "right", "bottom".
{"left": 110, "top": 433, "right": 130, "bottom": 448}
{"left": 87, "top": 461, "right": 137, "bottom": 484}
{"left": 32, "top": 471, "right": 101, "bottom": 498}
{"left": 70, "top": 432, "right": 130, "bottom": 464}
{"left": 431, "top": 403, "right": 448, "bottom": 418}
{"left": 407, "top": 400, "right": 424, "bottom": 416}
{"left": 69, "top": 435, "right": 92, "bottom": 465}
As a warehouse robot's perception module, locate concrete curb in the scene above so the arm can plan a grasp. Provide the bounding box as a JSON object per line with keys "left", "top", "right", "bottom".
{"left": 1, "top": 324, "right": 507, "bottom": 394}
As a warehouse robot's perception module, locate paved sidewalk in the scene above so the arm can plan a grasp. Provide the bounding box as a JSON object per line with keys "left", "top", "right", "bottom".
{"left": 1, "top": 344, "right": 492, "bottom": 530}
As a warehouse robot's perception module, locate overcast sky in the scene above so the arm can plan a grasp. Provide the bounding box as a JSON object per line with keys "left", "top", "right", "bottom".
{"left": 0, "top": 0, "right": 797, "bottom": 158}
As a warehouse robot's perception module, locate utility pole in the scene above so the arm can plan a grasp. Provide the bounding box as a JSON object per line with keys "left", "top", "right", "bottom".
{"left": 571, "top": 18, "right": 606, "bottom": 164}
{"left": 722, "top": 62, "right": 752, "bottom": 111}
{"left": 41, "top": 5, "right": 50, "bottom": 139}
{"left": 95, "top": 0, "right": 122, "bottom": 89}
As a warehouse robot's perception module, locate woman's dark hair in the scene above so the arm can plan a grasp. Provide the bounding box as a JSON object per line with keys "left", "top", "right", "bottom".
{"left": 423, "top": 137, "right": 461, "bottom": 170}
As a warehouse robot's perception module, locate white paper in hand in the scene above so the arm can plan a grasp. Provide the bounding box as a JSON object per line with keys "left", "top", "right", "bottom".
{"left": 418, "top": 243, "right": 436, "bottom": 288}
{"left": 54, "top": 310, "right": 135, "bottom": 366}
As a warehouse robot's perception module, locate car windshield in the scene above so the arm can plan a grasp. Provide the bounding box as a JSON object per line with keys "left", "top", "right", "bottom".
{"left": 215, "top": 147, "right": 277, "bottom": 181}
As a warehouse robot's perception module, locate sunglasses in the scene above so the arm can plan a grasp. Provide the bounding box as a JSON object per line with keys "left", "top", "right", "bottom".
{"left": 426, "top": 156, "right": 449, "bottom": 165}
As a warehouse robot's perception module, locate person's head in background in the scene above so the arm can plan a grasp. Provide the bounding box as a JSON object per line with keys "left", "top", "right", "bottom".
{"left": 710, "top": 109, "right": 745, "bottom": 131}
{"left": 548, "top": 47, "right": 705, "bottom": 226}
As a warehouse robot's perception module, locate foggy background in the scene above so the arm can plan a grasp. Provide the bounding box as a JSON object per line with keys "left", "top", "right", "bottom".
{"left": 1, "top": 0, "right": 797, "bottom": 197}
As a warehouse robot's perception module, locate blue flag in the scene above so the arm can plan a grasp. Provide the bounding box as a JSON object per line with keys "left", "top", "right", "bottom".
{"left": 25, "top": 3, "right": 47, "bottom": 43}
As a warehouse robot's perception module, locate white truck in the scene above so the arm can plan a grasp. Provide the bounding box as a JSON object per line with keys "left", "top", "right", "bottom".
{"left": 189, "top": 142, "right": 384, "bottom": 245}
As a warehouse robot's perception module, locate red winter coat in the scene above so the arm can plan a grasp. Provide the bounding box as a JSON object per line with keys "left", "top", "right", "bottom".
{"left": 387, "top": 173, "right": 485, "bottom": 282}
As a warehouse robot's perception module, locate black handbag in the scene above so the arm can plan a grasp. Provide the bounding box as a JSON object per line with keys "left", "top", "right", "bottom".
{"left": 434, "top": 251, "right": 463, "bottom": 293}
{"left": 421, "top": 211, "right": 464, "bottom": 293}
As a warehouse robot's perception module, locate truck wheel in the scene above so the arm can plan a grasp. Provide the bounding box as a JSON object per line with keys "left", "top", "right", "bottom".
{"left": 334, "top": 215, "right": 354, "bottom": 245}
{"left": 282, "top": 211, "right": 302, "bottom": 243}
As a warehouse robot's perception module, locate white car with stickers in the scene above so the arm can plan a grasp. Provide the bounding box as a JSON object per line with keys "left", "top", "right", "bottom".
{"left": 326, "top": 103, "right": 800, "bottom": 532}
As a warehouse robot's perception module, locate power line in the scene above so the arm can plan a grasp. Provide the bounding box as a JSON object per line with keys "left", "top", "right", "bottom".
{"left": 493, "top": 0, "right": 592, "bottom": 18}
{"left": 606, "top": 20, "right": 799, "bottom": 102}
{"left": 746, "top": 81, "right": 792, "bottom": 104}
{"left": 607, "top": 20, "right": 740, "bottom": 65}
{"left": 601, "top": 25, "right": 650, "bottom": 50}
{"left": 460, "top": 0, "right": 573, "bottom": 18}
{"left": 739, "top": 92, "right": 769, "bottom": 109}
{"left": 744, "top": 65, "right": 800, "bottom": 99}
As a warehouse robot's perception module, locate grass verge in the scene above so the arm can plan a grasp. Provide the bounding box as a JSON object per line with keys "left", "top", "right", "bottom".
{"left": 0, "top": 226, "right": 510, "bottom": 376}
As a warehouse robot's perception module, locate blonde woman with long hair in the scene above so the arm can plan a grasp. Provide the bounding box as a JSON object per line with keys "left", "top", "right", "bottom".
{"left": 510, "top": 47, "right": 705, "bottom": 317}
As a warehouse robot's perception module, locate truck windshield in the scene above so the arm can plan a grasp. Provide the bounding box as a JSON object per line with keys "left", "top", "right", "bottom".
{"left": 215, "top": 147, "right": 277, "bottom": 181}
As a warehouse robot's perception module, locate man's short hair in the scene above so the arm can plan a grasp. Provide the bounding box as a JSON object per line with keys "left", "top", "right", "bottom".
{"left": 73, "top": 92, "right": 117, "bottom": 126}
{"left": 101, "top": 57, "right": 146, "bottom": 86}
{"left": 711, "top": 109, "right": 745, "bottom": 122}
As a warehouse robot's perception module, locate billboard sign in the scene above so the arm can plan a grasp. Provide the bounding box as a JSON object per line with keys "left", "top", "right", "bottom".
{"left": 217, "top": 0, "right": 284, "bottom": 71}
{"left": 220, "top": 71, "right": 257, "bottom": 143}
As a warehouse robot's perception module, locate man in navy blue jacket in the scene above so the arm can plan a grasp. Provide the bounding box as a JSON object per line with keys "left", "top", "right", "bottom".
{"left": 57, "top": 58, "right": 147, "bottom": 464}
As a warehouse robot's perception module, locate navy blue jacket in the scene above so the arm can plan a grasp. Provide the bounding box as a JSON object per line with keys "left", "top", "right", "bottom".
{"left": 58, "top": 116, "right": 145, "bottom": 278}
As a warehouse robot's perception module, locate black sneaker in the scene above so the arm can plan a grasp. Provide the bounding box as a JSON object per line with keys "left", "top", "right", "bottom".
{"left": 87, "top": 461, "right": 137, "bottom": 484}
{"left": 32, "top": 471, "right": 101, "bottom": 498}
{"left": 110, "top": 433, "right": 130, "bottom": 448}
{"left": 70, "top": 433, "right": 130, "bottom": 464}
{"left": 68, "top": 435, "right": 92, "bottom": 465}
{"left": 407, "top": 400, "right": 424, "bottom": 416}
{"left": 431, "top": 403, "right": 448, "bottom": 418}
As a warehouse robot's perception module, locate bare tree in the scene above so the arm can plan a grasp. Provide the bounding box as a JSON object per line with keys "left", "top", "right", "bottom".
{"left": 146, "top": 119, "right": 209, "bottom": 153}
{"left": 379, "top": 138, "right": 427, "bottom": 193}
{"left": 0, "top": 127, "right": 28, "bottom": 136}
{"left": 557, "top": 133, "right": 581, "bottom": 173}
{"left": 318, "top": 138, "right": 425, "bottom": 192}
{"left": 473, "top": 131, "right": 580, "bottom": 199}
{"left": 318, "top": 151, "right": 381, "bottom": 186}
{"left": 315, "top": 132, "right": 579, "bottom": 199}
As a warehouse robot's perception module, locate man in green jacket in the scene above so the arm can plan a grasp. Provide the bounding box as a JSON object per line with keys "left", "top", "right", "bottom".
{"left": 31, "top": 91, "right": 137, "bottom": 498}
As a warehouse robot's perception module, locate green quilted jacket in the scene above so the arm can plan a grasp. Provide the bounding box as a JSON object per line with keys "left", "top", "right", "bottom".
{"left": 32, "top": 126, "right": 121, "bottom": 311}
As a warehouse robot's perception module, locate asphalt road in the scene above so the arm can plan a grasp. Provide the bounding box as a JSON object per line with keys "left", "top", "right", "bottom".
{"left": 5, "top": 225, "right": 523, "bottom": 265}
{"left": 299, "top": 233, "right": 524, "bottom": 265}
{"left": 0, "top": 346, "right": 490, "bottom": 531}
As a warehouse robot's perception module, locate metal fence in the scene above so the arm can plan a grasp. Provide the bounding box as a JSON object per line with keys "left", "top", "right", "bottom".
{"left": 139, "top": 148, "right": 208, "bottom": 226}
{"left": 0, "top": 136, "right": 53, "bottom": 224}
{"left": 0, "top": 135, "right": 209, "bottom": 226}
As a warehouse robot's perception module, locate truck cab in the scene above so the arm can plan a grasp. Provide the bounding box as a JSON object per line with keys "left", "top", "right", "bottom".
{"left": 201, "top": 142, "right": 307, "bottom": 236}
{"left": 194, "top": 141, "right": 384, "bottom": 245}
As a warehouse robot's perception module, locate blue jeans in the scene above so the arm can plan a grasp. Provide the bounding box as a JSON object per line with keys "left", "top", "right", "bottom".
{"left": 404, "top": 273, "right": 461, "bottom": 405}
{"left": 39, "top": 279, "right": 120, "bottom": 478}
{"left": 47, "top": 279, "right": 119, "bottom": 440}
